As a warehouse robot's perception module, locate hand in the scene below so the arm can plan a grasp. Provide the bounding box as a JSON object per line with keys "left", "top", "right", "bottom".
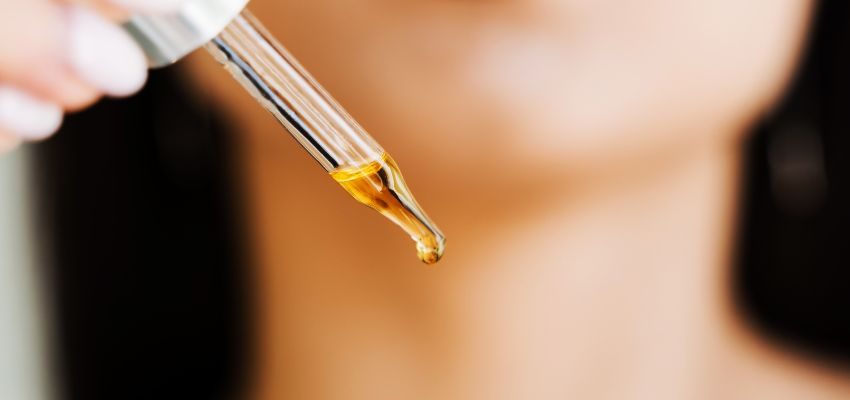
{"left": 0, "top": 0, "right": 186, "bottom": 152}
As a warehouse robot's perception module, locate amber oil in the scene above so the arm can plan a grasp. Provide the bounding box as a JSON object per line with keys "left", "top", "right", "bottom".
{"left": 330, "top": 153, "right": 446, "bottom": 264}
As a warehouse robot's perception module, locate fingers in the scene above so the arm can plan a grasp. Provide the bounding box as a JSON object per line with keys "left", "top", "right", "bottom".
{"left": 0, "top": 0, "right": 184, "bottom": 101}
{"left": 67, "top": 7, "right": 148, "bottom": 97}
{"left": 0, "top": 85, "right": 63, "bottom": 155}
{"left": 0, "top": 86, "right": 64, "bottom": 141}
{"left": 0, "top": 4, "right": 146, "bottom": 148}
{"left": 0, "top": 0, "right": 185, "bottom": 152}
{"left": 0, "top": 2, "right": 135, "bottom": 108}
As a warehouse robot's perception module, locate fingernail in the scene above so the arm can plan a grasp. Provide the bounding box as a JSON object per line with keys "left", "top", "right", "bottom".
{"left": 110, "top": 0, "right": 188, "bottom": 14}
{"left": 0, "top": 87, "right": 63, "bottom": 141}
{"left": 67, "top": 6, "right": 147, "bottom": 97}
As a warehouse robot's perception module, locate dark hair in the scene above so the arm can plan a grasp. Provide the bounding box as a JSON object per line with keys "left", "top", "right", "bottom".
{"left": 31, "top": 1, "right": 850, "bottom": 397}
{"left": 738, "top": 0, "right": 850, "bottom": 364}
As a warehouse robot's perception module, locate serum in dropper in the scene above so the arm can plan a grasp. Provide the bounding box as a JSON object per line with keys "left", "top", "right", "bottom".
{"left": 125, "top": 0, "right": 446, "bottom": 264}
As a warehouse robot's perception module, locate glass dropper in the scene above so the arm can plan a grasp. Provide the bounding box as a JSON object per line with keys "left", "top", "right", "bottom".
{"left": 125, "top": 1, "right": 446, "bottom": 264}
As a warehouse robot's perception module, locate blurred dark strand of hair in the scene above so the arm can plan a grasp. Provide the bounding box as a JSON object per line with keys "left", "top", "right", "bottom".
{"left": 738, "top": 0, "right": 850, "bottom": 366}
{"left": 31, "top": 68, "right": 254, "bottom": 400}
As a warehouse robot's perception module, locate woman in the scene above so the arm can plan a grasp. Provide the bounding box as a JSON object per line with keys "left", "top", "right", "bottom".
{"left": 3, "top": 0, "right": 849, "bottom": 398}
{"left": 192, "top": 1, "right": 848, "bottom": 398}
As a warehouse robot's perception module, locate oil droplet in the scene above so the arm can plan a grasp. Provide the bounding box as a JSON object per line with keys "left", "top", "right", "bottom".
{"left": 416, "top": 235, "right": 446, "bottom": 265}
{"left": 331, "top": 153, "right": 446, "bottom": 264}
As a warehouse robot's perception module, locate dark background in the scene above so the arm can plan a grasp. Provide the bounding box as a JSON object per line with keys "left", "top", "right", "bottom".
{"left": 33, "top": 70, "right": 252, "bottom": 399}
{"left": 738, "top": 0, "right": 850, "bottom": 366}
{"left": 31, "top": 1, "right": 850, "bottom": 399}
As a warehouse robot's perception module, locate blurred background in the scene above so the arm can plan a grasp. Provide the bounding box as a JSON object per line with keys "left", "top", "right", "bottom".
{"left": 3, "top": 0, "right": 850, "bottom": 399}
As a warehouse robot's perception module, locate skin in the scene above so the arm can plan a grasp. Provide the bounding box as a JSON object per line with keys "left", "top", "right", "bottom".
{"left": 0, "top": 0, "right": 155, "bottom": 148}
{"left": 193, "top": 0, "right": 848, "bottom": 398}
{"left": 0, "top": 0, "right": 133, "bottom": 108}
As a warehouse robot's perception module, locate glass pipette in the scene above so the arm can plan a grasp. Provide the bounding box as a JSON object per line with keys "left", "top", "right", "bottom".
{"left": 126, "top": 3, "right": 446, "bottom": 264}
{"left": 206, "top": 12, "right": 446, "bottom": 263}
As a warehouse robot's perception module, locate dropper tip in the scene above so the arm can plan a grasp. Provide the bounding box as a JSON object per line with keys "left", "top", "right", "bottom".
{"left": 416, "top": 235, "right": 446, "bottom": 265}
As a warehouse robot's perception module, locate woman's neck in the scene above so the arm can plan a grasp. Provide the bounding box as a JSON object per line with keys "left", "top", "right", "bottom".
{"left": 431, "top": 145, "right": 739, "bottom": 399}
{"left": 253, "top": 143, "right": 850, "bottom": 399}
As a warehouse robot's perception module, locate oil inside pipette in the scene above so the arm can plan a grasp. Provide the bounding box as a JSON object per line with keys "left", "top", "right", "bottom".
{"left": 331, "top": 153, "right": 446, "bottom": 264}
{"left": 205, "top": 13, "right": 447, "bottom": 263}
